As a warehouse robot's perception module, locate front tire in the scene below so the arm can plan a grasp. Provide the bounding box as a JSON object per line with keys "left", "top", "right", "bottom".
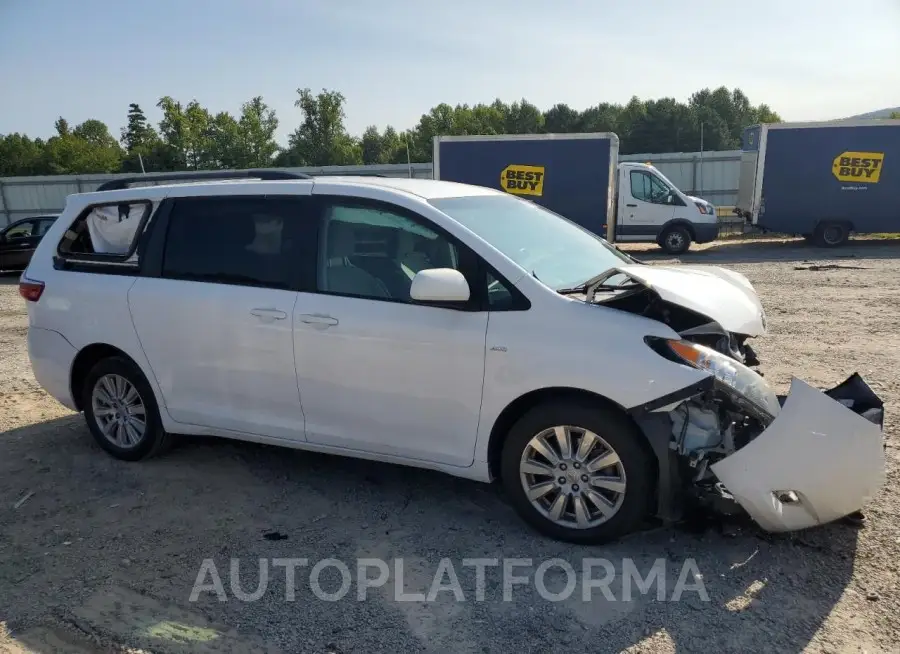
{"left": 500, "top": 401, "right": 653, "bottom": 544}
{"left": 659, "top": 225, "right": 692, "bottom": 255}
{"left": 81, "top": 356, "right": 173, "bottom": 461}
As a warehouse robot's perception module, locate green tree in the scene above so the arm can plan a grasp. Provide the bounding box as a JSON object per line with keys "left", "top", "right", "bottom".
{"left": 578, "top": 103, "right": 621, "bottom": 134}
{"left": 54, "top": 117, "right": 70, "bottom": 137}
{"left": 156, "top": 96, "right": 213, "bottom": 170}
{"left": 689, "top": 87, "right": 782, "bottom": 148}
{"left": 625, "top": 98, "right": 697, "bottom": 154}
{"left": 543, "top": 103, "right": 581, "bottom": 133}
{"left": 0, "top": 134, "right": 47, "bottom": 176}
{"left": 278, "top": 88, "right": 362, "bottom": 166}
{"left": 890, "top": 111, "right": 900, "bottom": 120}
{"left": 42, "top": 119, "right": 123, "bottom": 174}
{"left": 361, "top": 125, "right": 385, "bottom": 165}
{"left": 120, "top": 103, "right": 158, "bottom": 153}
{"left": 206, "top": 111, "right": 243, "bottom": 169}
{"left": 504, "top": 99, "right": 544, "bottom": 134}
{"left": 236, "top": 96, "right": 279, "bottom": 168}
{"left": 120, "top": 103, "right": 173, "bottom": 173}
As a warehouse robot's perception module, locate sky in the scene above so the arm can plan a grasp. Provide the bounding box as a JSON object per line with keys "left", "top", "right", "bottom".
{"left": 1, "top": 0, "right": 899, "bottom": 146}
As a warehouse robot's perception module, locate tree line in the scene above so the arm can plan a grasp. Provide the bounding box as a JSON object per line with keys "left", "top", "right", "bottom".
{"left": 0, "top": 86, "right": 783, "bottom": 177}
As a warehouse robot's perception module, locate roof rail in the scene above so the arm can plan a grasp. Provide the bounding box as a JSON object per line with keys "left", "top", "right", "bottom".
{"left": 308, "top": 172, "right": 389, "bottom": 178}
{"left": 94, "top": 169, "right": 311, "bottom": 192}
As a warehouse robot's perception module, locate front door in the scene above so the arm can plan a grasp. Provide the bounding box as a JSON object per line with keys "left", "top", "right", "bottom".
{"left": 0, "top": 220, "right": 37, "bottom": 270}
{"left": 618, "top": 170, "right": 675, "bottom": 241}
{"left": 292, "top": 196, "right": 489, "bottom": 467}
{"left": 128, "top": 195, "right": 310, "bottom": 441}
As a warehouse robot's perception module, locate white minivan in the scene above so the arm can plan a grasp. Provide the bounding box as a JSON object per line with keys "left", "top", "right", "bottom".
{"left": 20, "top": 170, "right": 884, "bottom": 544}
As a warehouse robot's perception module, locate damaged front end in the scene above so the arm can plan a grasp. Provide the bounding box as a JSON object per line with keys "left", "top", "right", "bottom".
{"left": 633, "top": 338, "right": 886, "bottom": 533}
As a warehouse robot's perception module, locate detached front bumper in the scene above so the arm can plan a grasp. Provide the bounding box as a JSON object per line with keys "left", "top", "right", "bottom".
{"left": 710, "top": 374, "right": 885, "bottom": 532}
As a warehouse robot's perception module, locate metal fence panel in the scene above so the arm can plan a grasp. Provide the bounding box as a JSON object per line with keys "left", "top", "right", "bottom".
{"left": 0, "top": 152, "right": 739, "bottom": 226}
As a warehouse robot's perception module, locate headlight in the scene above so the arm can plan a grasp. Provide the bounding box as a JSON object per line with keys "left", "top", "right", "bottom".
{"left": 654, "top": 339, "right": 781, "bottom": 420}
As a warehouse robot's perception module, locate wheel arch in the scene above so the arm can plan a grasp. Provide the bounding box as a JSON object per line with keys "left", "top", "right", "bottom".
{"left": 485, "top": 387, "right": 658, "bottom": 486}
{"left": 70, "top": 343, "right": 150, "bottom": 412}
{"left": 658, "top": 219, "right": 696, "bottom": 241}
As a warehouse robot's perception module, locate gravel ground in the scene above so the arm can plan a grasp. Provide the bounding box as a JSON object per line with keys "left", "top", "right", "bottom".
{"left": 1, "top": 237, "right": 899, "bottom": 654}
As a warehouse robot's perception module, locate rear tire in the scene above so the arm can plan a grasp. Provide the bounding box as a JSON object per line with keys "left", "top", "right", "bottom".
{"left": 499, "top": 401, "right": 653, "bottom": 544}
{"left": 81, "top": 356, "right": 173, "bottom": 461}
{"left": 812, "top": 222, "right": 849, "bottom": 247}
{"left": 659, "top": 225, "right": 692, "bottom": 255}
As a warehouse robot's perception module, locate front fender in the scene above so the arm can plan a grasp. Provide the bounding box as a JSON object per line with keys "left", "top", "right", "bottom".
{"left": 473, "top": 299, "right": 713, "bottom": 465}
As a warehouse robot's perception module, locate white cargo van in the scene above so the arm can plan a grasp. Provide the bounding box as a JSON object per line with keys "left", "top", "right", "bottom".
{"left": 611, "top": 161, "right": 718, "bottom": 254}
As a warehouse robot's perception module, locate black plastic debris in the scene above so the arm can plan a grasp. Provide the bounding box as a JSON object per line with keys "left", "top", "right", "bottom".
{"left": 823, "top": 372, "right": 885, "bottom": 430}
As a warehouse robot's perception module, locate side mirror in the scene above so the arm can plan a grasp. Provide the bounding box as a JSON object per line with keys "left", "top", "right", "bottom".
{"left": 410, "top": 268, "right": 470, "bottom": 303}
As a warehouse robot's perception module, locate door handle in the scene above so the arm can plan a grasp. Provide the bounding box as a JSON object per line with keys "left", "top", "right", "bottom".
{"left": 626, "top": 203, "right": 638, "bottom": 208}
{"left": 250, "top": 308, "right": 287, "bottom": 321}
{"left": 298, "top": 313, "right": 339, "bottom": 327}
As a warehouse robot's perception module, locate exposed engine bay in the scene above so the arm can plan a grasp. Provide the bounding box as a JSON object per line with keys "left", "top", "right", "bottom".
{"left": 667, "top": 383, "right": 769, "bottom": 517}
{"left": 604, "top": 288, "right": 773, "bottom": 515}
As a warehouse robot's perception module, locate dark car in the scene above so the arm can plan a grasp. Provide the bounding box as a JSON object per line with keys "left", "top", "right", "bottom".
{"left": 0, "top": 215, "right": 59, "bottom": 272}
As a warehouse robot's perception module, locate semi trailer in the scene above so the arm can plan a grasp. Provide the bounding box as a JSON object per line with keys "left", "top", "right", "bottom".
{"left": 735, "top": 119, "right": 900, "bottom": 246}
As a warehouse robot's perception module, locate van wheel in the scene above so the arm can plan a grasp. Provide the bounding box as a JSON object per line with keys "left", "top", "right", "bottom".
{"left": 500, "top": 401, "right": 653, "bottom": 544}
{"left": 813, "top": 222, "right": 849, "bottom": 247}
{"left": 81, "top": 356, "right": 173, "bottom": 461}
{"left": 659, "top": 225, "right": 692, "bottom": 254}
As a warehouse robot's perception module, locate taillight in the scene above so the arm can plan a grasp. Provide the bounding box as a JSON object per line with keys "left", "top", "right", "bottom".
{"left": 19, "top": 278, "right": 45, "bottom": 302}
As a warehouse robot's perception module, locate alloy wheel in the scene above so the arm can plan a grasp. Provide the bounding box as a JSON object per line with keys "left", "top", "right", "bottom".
{"left": 519, "top": 425, "right": 627, "bottom": 529}
{"left": 91, "top": 373, "right": 147, "bottom": 448}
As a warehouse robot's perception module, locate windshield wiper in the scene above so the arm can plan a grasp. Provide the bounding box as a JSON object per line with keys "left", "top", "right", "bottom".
{"left": 556, "top": 270, "right": 620, "bottom": 295}
{"left": 557, "top": 269, "right": 644, "bottom": 301}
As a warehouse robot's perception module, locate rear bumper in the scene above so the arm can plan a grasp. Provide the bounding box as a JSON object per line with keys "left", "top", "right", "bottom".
{"left": 710, "top": 374, "right": 885, "bottom": 532}
{"left": 693, "top": 223, "right": 720, "bottom": 244}
{"left": 27, "top": 327, "right": 78, "bottom": 411}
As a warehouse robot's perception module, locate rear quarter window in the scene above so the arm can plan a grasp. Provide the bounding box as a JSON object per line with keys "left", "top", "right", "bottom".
{"left": 57, "top": 200, "right": 154, "bottom": 262}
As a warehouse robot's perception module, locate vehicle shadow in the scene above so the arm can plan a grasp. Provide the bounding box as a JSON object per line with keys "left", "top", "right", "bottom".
{"left": 0, "top": 416, "right": 862, "bottom": 653}
{"left": 627, "top": 237, "right": 900, "bottom": 266}
{"left": 0, "top": 272, "right": 22, "bottom": 285}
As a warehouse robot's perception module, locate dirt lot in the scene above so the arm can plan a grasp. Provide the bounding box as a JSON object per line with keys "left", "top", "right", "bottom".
{"left": 1, "top": 237, "right": 899, "bottom": 654}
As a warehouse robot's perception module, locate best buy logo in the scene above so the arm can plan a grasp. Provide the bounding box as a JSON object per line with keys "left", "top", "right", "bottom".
{"left": 501, "top": 164, "right": 545, "bottom": 197}
{"left": 832, "top": 151, "right": 885, "bottom": 183}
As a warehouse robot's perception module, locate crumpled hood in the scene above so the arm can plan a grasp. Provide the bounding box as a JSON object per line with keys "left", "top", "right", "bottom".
{"left": 612, "top": 264, "right": 767, "bottom": 336}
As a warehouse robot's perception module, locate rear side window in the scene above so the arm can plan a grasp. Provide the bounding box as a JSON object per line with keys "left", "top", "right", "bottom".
{"left": 161, "top": 196, "right": 305, "bottom": 290}
{"left": 58, "top": 201, "right": 151, "bottom": 259}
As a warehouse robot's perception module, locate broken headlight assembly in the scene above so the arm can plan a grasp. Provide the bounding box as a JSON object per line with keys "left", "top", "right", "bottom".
{"left": 646, "top": 337, "right": 782, "bottom": 422}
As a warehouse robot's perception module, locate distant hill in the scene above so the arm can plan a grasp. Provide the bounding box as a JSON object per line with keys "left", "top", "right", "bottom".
{"left": 848, "top": 107, "right": 900, "bottom": 119}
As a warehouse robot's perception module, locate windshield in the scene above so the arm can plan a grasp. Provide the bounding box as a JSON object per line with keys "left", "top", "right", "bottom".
{"left": 429, "top": 194, "right": 632, "bottom": 290}
{"left": 648, "top": 166, "right": 679, "bottom": 193}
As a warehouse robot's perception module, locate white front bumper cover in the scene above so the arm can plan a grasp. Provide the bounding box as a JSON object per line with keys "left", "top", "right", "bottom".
{"left": 711, "top": 373, "right": 885, "bottom": 532}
